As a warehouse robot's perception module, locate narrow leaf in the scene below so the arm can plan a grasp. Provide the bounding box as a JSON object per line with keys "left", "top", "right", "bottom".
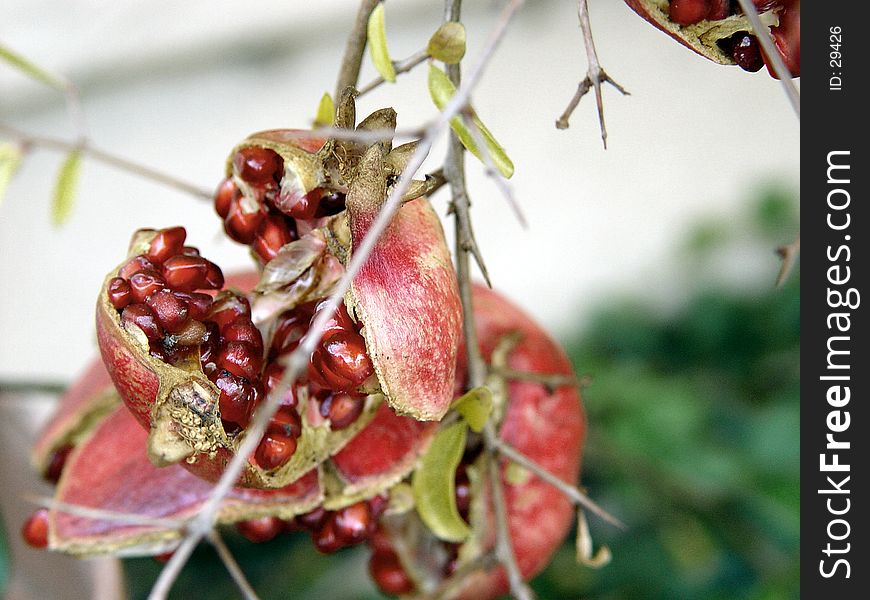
{"left": 412, "top": 421, "right": 470, "bottom": 542}
{"left": 427, "top": 65, "right": 514, "bottom": 178}
{"left": 367, "top": 3, "right": 396, "bottom": 83}
{"left": 51, "top": 149, "right": 82, "bottom": 227}
{"left": 0, "top": 44, "right": 67, "bottom": 90}
{"left": 450, "top": 386, "right": 492, "bottom": 433}
{"left": 0, "top": 143, "right": 24, "bottom": 206}
{"left": 314, "top": 92, "right": 335, "bottom": 127}
{"left": 427, "top": 22, "right": 467, "bottom": 64}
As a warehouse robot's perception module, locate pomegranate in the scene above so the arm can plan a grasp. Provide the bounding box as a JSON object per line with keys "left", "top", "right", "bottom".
{"left": 624, "top": 0, "right": 800, "bottom": 76}
{"left": 366, "top": 285, "right": 586, "bottom": 598}
{"left": 96, "top": 228, "right": 384, "bottom": 489}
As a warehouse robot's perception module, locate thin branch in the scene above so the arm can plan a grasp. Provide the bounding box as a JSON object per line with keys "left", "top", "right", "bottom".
{"left": 335, "top": 0, "right": 382, "bottom": 100}
{"left": 460, "top": 112, "right": 527, "bottom": 229}
{"left": 207, "top": 530, "right": 260, "bottom": 600}
{"left": 28, "top": 495, "right": 184, "bottom": 529}
{"left": 556, "top": 0, "right": 629, "bottom": 149}
{"left": 494, "top": 368, "right": 578, "bottom": 392}
{"left": 357, "top": 49, "right": 430, "bottom": 96}
{"left": 775, "top": 233, "right": 800, "bottom": 287}
{"left": 491, "top": 437, "right": 625, "bottom": 529}
{"left": 0, "top": 123, "right": 213, "bottom": 200}
{"left": 147, "top": 4, "right": 524, "bottom": 597}
{"left": 444, "top": 2, "right": 532, "bottom": 598}
{"left": 734, "top": 0, "right": 800, "bottom": 118}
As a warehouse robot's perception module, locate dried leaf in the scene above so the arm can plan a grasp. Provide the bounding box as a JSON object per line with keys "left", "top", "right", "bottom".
{"left": 367, "top": 3, "right": 396, "bottom": 83}
{"left": 576, "top": 508, "right": 612, "bottom": 568}
{"left": 427, "top": 65, "right": 514, "bottom": 179}
{"left": 0, "top": 143, "right": 24, "bottom": 206}
{"left": 0, "top": 44, "right": 66, "bottom": 90}
{"left": 450, "top": 386, "right": 492, "bottom": 433}
{"left": 315, "top": 92, "right": 335, "bottom": 127}
{"left": 412, "top": 421, "right": 470, "bottom": 542}
{"left": 51, "top": 149, "right": 82, "bottom": 227}
{"left": 427, "top": 22, "right": 467, "bottom": 64}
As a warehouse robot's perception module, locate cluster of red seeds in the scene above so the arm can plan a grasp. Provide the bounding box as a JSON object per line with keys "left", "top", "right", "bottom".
{"left": 215, "top": 146, "right": 345, "bottom": 263}
{"left": 667, "top": 0, "right": 783, "bottom": 72}
{"left": 233, "top": 495, "right": 388, "bottom": 552}
{"left": 107, "top": 227, "right": 374, "bottom": 472}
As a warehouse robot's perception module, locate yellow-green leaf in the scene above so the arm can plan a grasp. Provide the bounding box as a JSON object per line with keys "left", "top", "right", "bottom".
{"left": 427, "top": 65, "right": 514, "bottom": 179}
{"left": 412, "top": 421, "right": 470, "bottom": 542}
{"left": 427, "top": 22, "right": 466, "bottom": 64}
{"left": 367, "top": 4, "right": 396, "bottom": 83}
{"left": 51, "top": 149, "right": 82, "bottom": 227}
{"left": 314, "top": 92, "right": 335, "bottom": 127}
{"left": 0, "top": 143, "right": 24, "bottom": 206}
{"left": 450, "top": 386, "right": 492, "bottom": 433}
{"left": 0, "top": 44, "right": 66, "bottom": 90}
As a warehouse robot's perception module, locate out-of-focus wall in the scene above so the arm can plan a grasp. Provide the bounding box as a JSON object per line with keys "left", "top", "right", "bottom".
{"left": 0, "top": 0, "right": 799, "bottom": 382}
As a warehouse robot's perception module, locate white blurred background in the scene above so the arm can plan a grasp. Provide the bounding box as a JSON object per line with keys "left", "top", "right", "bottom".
{"left": 0, "top": 0, "right": 799, "bottom": 384}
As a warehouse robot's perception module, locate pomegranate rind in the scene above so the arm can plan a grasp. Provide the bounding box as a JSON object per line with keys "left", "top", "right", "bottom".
{"left": 623, "top": 0, "right": 799, "bottom": 74}
{"left": 324, "top": 402, "right": 438, "bottom": 510}
{"left": 346, "top": 149, "right": 461, "bottom": 421}
{"left": 48, "top": 406, "right": 322, "bottom": 556}
{"left": 95, "top": 232, "right": 378, "bottom": 489}
{"left": 455, "top": 285, "right": 585, "bottom": 599}
{"left": 31, "top": 358, "right": 119, "bottom": 476}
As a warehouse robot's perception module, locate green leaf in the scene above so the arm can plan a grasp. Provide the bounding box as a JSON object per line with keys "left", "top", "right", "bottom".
{"left": 0, "top": 143, "right": 23, "bottom": 207}
{"left": 427, "top": 65, "right": 514, "bottom": 179}
{"left": 427, "top": 22, "right": 467, "bottom": 64}
{"left": 450, "top": 386, "right": 492, "bottom": 433}
{"left": 367, "top": 3, "right": 396, "bottom": 83}
{"left": 412, "top": 421, "right": 470, "bottom": 543}
{"left": 0, "top": 44, "right": 66, "bottom": 90}
{"left": 314, "top": 92, "right": 335, "bottom": 127}
{"left": 51, "top": 149, "right": 82, "bottom": 227}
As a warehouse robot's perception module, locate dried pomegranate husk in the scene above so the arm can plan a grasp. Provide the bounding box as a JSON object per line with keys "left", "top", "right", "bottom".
{"left": 95, "top": 231, "right": 378, "bottom": 489}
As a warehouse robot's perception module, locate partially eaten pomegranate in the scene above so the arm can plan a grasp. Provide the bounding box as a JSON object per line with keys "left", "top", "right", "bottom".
{"left": 624, "top": 0, "right": 800, "bottom": 76}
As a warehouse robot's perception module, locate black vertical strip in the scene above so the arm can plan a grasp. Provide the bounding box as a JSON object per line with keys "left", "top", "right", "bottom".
{"left": 802, "top": 1, "right": 868, "bottom": 597}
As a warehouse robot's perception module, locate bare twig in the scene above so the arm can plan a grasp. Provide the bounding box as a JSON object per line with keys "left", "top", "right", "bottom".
{"left": 28, "top": 495, "right": 183, "bottom": 529}
{"left": 0, "top": 123, "right": 213, "bottom": 200}
{"left": 492, "top": 437, "right": 625, "bottom": 529}
{"left": 443, "top": 2, "right": 532, "bottom": 598}
{"left": 494, "top": 368, "right": 578, "bottom": 392}
{"left": 484, "top": 424, "right": 535, "bottom": 600}
{"left": 335, "top": 0, "right": 382, "bottom": 100}
{"left": 775, "top": 233, "right": 800, "bottom": 287}
{"left": 358, "top": 49, "right": 430, "bottom": 96}
{"left": 148, "top": 3, "right": 524, "bottom": 597}
{"left": 556, "top": 0, "right": 629, "bottom": 148}
{"left": 207, "top": 530, "right": 260, "bottom": 600}
{"left": 734, "top": 0, "right": 800, "bottom": 118}
{"left": 460, "top": 112, "right": 527, "bottom": 229}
